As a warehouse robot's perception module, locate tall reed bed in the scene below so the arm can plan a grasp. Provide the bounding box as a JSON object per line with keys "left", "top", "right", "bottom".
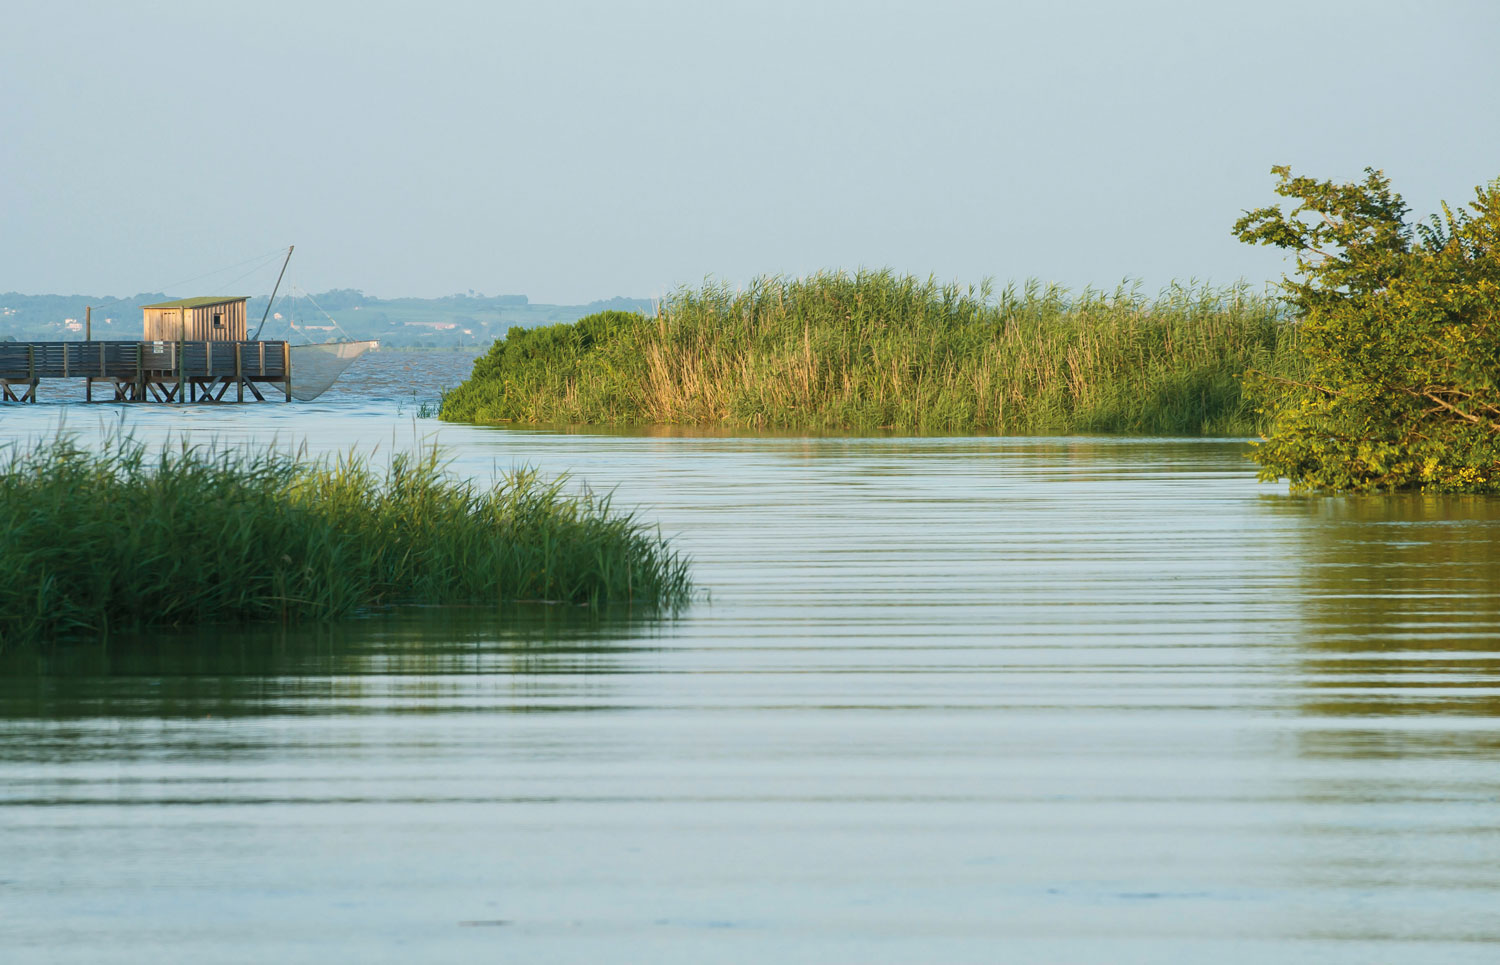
{"left": 0, "top": 434, "right": 691, "bottom": 646}
{"left": 441, "top": 272, "right": 1299, "bottom": 435}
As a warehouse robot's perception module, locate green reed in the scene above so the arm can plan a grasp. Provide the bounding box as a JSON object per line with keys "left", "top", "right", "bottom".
{"left": 0, "top": 434, "right": 692, "bottom": 646}
{"left": 441, "top": 271, "right": 1300, "bottom": 435}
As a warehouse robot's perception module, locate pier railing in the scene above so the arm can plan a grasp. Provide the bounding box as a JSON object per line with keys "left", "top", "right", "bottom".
{"left": 0, "top": 341, "right": 290, "bottom": 403}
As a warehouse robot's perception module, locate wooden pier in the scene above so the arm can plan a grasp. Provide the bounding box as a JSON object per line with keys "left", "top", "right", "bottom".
{"left": 0, "top": 341, "right": 291, "bottom": 404}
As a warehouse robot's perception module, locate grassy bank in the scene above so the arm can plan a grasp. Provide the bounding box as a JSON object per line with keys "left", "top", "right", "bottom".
{"left": 0, "top": 435, "right": 691, "bottom": 646}
{"left": 440, "top": 272, "right": 1299, "bottom": 435}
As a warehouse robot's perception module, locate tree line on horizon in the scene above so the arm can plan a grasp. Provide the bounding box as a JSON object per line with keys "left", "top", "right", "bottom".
{"left": 0, "top": 290, "right": 654, "bottom": 348}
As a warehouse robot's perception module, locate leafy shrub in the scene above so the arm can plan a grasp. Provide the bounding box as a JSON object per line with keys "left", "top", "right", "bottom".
{"left": 1235, "top": 166, "right": 1500, "bottom": 491}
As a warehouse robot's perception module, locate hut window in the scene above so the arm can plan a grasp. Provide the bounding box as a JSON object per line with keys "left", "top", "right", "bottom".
{"left": 213, "top": 313, "right": 223, "bottom": 327}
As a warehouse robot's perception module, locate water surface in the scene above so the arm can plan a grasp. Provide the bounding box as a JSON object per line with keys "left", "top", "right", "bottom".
{"left": 2, "top": 357, "right": 1498, "bottom": 963}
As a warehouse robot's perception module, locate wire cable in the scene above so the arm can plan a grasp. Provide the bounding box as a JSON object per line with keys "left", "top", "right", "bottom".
{"left": 145, "top": 247, "right": 290, "bottom": 297}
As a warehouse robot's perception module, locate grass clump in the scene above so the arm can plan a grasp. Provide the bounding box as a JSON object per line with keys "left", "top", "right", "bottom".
{"left": 0, "top": 434, "right": 691, "bottom": 647}
{"left": 440, "top": 272, "right": 1298, "bottom": 435}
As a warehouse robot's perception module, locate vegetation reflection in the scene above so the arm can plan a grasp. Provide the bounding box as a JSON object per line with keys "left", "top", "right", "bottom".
{"left": 0, "top": 606, "right": 663, "bottom": 723}
{"left": 1293, "top": 495, "right": 1500, "bottom": 752}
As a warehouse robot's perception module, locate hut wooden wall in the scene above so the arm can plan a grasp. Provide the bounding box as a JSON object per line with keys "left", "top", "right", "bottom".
{"left": 144, "top": 309, "right": 179, "bottom": 341}
{"left": 143, "top": 301, "right": 247, "bottom": 341}
{"left": 193, "top": 301, "right": 247, "bottom": 341}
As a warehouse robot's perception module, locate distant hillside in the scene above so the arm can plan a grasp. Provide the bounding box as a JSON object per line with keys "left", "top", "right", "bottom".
{"left": 0, "top": 290, "right": 655, "bottom": 348}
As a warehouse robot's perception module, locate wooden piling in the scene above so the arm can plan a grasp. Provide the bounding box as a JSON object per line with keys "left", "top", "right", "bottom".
{"left": 176, "top": 315, "right": 185, "bottom": 405}
{"left": 84, "top": 308, "right": 92, "bottom": 401}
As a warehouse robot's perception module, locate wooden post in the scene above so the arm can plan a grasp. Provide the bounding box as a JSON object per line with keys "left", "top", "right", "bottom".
{"left": 136, "top": 343, "right": 144, "bottom": 402}
{"left": 86, "top": 306, "right": 92, "bottom": 341}
{"left": 25, "top": 345, "right": 35, "bottom": 404}
{"left": 283, "top": 341, "right": 291, "bottom": 402}
{"left": 235, "top": 342, "right": 243, "bottom": 402}
{"left": 177, "top": 311, "right": 185, "bottom": 405}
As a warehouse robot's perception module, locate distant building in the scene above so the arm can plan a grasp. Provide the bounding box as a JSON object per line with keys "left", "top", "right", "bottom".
{"left": 141, "top": 296, "right": 248, "bottom": 341}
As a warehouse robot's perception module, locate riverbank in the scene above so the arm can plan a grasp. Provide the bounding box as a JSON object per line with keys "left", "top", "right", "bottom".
{"left": 439, "top": 272, "right": 1298, "bottom": 435}
{"left": 0, "top": 434, "right": 691, "bottom": 646}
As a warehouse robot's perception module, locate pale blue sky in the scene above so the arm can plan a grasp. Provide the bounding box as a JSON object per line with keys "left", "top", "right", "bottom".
{"left": 3, "top": 0, "right": 1497, "bottom": 302}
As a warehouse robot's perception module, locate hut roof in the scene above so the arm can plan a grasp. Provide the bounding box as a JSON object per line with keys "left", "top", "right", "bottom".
{"left": 141, "top": 296, "right": 249, "bottom": 309}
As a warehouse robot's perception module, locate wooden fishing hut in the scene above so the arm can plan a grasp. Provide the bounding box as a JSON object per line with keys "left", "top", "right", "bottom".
{"left": 0, "top": 295, "right": 291, "bottom": 404}
{"left": 142, "top": 296, "right": 249, "bottom": 342}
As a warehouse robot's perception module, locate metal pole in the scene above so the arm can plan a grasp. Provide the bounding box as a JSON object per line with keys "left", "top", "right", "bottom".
{"left": 252, "top": 245, "right": 294, "bottom": 341}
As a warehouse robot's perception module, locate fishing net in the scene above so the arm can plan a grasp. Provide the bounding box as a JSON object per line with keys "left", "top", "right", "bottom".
{"left": 288, "top": 340, "right": 378, "bottom": 401}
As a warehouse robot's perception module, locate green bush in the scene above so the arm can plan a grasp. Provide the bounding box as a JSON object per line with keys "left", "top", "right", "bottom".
{"left": 0, "top": 434, "right": 692, "bottom": 646}
{"left": 1235, "top": 166, "right": 1500, "bottom": 491}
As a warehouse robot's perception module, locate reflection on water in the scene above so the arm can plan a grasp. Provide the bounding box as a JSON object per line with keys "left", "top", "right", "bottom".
{"left": 1, "top": 383, "right": 1499, "bottom": 962}
{"left": 0, "top": 607, "right": 662, "bottom": 724}
{"left": 1289, "top": 496, "right": 1500, "bottom": 769}
{"left": 1298, "top": 495, "right": 1500, "bottom": 647}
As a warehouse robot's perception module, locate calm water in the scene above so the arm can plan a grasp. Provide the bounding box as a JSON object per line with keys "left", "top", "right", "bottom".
{"left": 2, "top": 353, "right": 1499, "bottom": 962}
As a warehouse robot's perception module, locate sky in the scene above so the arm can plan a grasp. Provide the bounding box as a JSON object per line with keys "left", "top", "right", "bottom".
{"left": 3, "top": 0, "right": 1498, "bottom": 303}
